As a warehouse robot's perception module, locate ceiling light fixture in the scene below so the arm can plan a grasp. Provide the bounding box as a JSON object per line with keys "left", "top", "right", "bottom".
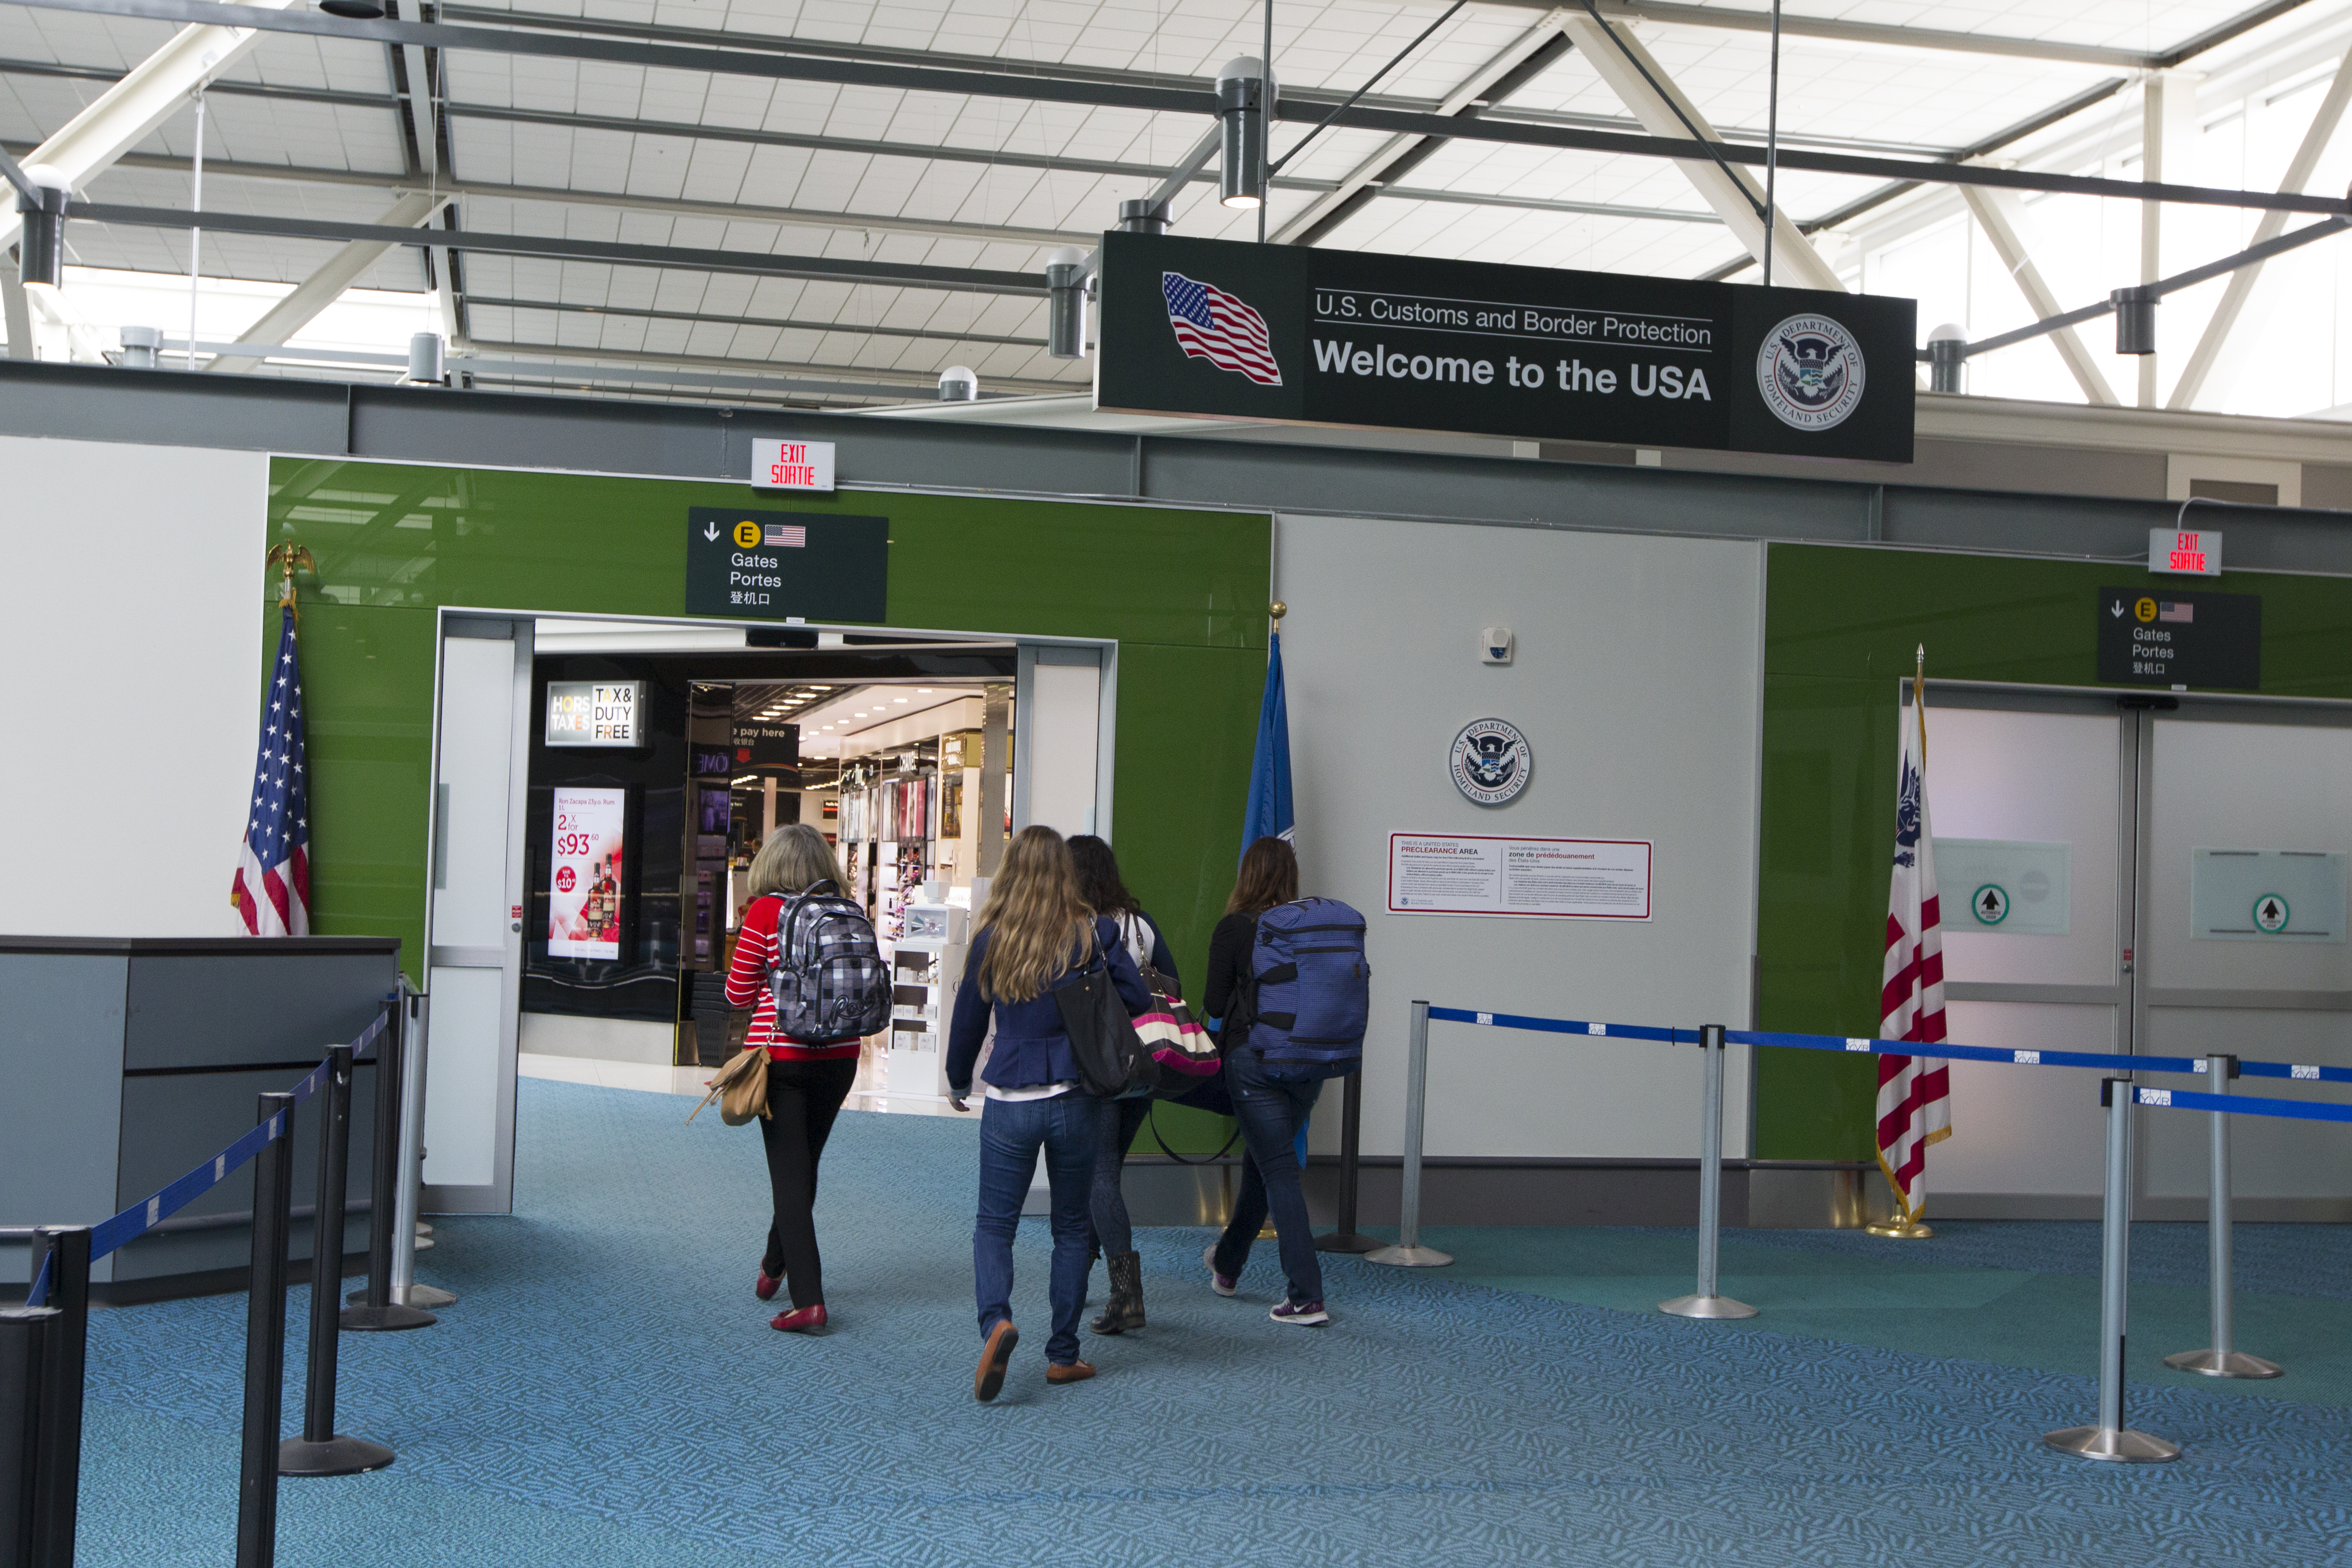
{"left": 1216, "top": 57, "right": 1270, "bottom": 209}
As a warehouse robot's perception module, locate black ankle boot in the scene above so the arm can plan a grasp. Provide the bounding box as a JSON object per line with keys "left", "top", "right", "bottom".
{"left": 1089, "top": 1251, "right": 1146, "bottom": 1335}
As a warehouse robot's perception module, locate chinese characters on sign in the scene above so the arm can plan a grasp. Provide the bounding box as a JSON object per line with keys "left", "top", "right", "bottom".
{"left": 550, "top": 786, "right": 626, "bottom": 959}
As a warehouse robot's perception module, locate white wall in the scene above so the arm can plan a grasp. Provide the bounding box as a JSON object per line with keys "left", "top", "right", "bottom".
{"left": 0, "top": 435, "right": 268, "bottom": 936}
{"left": 1279, "top": 515, "right": 1764, "bottom": 1160}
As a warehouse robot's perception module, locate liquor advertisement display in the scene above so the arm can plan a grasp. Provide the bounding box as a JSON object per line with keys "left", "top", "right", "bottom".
{"left": 550, "top": 785, "right": 627, "bottom": 959}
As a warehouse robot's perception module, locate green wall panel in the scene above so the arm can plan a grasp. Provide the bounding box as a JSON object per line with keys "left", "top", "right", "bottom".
{"left": 1756, "top": 542, "right": 2352, "bottom": 1160}
{"left": 265, "top": 460, "right": 1269, "bottom": 1149}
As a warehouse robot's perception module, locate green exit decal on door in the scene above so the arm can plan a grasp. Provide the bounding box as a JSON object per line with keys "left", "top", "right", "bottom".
{"left": 2190, "top": 849, "right": 2347, "bottom": 941}
{"left": 1935, "top": 839, "right": 2069, "bottom": 935}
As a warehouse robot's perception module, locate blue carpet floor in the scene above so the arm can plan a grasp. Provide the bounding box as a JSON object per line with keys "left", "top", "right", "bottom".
{"left": 73, "top": 1078, "right": 2352, "bottom": 1567}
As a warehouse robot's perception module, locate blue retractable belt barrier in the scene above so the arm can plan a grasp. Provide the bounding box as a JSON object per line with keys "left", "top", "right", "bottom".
{"left": 1426, "top": 1006, "right": 1692, "bottom": 1044}
{"left": 1726, "top": 1028, "right": 2198, "bottom": 1076}
{"left": 2137, "top": 1085, "right": 2352, "bottom": 1124}
{"left": 23, "top": 1005, "right": 391, "bottom": 1308}
{"left": 2237, "top": 1059, "right": 2352, "bottom": 1086}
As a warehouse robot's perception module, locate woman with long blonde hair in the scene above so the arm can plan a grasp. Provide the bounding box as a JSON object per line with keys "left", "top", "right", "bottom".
{"left": 724, "top": 822, "right": 865, "bottom": 1334}
{"left": 944, "top": 825, "right": 1151, "bottom": 1401}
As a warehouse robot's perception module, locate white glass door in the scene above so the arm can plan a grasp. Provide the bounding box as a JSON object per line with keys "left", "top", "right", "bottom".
{"left": 422, "top": 615, "right": 534, "bottom": 1213}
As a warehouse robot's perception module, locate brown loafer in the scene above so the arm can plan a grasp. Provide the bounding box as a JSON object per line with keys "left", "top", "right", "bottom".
{"left": 974, "top": 1321, "right": 1019, "bottom": 1403}
{"left": 1045, "top": 1359, "right": 1097, "bottom": 1385}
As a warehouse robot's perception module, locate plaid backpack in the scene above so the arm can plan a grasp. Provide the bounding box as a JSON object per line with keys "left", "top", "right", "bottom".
{"left": 764, "top": 880, "right": 890, "bottom": 1044}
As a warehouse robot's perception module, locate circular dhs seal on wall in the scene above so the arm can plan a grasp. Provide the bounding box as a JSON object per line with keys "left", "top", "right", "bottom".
{"left": 1757, "top": 314, "right": 1866, "bottom": 431}
{"left": 1450, "top": 718, "right": 1532, "bottom": 807}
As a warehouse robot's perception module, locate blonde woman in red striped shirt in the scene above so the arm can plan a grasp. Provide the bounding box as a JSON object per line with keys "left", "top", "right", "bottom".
{"left": 725, "top": 823, "right": 864, "bottom": 1333}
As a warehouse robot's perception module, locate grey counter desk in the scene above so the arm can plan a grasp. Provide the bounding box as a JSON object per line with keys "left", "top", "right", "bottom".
{"left": 1, "top": 935, "right": 400, "bottom": 1300}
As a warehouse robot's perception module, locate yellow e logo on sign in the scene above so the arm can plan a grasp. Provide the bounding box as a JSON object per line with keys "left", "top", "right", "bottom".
{"left": 2135, "top": 596, "right": 2157, "bottom": 622}
{"left": 733, "top": 519, "right": 762, "bottom": 548}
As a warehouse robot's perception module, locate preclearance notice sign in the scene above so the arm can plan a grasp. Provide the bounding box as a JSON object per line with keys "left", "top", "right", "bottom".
{"left": 1097, "top": 232, "right": 1915, "bottom": 461}
{"left": 550, "top": 786, "right": 626, "bottom": 960}
{"left": 684, "top": 508, "right": 889, "bottom": 620}
{"left": 1388, "top": 833, "right": 1653, "bottom": 920}
{"left": 2095, "top": 587, "right": 2261, "bottom": 689}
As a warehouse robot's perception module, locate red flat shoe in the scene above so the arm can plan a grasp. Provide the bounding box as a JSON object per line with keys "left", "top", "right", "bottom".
{"left": 755, "top": 1271, "right": 781, "bottom": 1302}
{"left": 771, "top": 1303, "right": 828, "bottom": 1333}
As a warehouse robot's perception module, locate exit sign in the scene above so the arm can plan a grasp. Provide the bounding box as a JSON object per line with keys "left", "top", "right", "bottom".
{"left": 2150, "top": 527, "right": 2221, "bottom": 576}
{"left": 750, "top": 438, "right": 836, "bottom": 491}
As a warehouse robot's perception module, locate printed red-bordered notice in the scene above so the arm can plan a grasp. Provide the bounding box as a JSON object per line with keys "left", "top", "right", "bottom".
{"left": 1387, "top": 832, "right": 1653, "bottom": 920}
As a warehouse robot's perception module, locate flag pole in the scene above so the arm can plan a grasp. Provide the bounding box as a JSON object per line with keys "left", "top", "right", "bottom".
{"left": 1867, "top": 642, "right": 1937, "bottom": 1240}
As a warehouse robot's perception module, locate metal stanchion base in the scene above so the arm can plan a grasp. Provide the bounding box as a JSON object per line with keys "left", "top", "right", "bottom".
{"left": 1865, "top": 1218, "right": 1934, "bottom": 1238}
{"left": 1314, "top": 1231, "right": 1381, "bottom": 1254}
{"left": 403, "top": 1285, "right": 458, "bottom": 1309}
{"left": 338, "top": 1300, "right": 437, "bottom": 1332}
{"left": 278, "top": 1433, "right": 396, "bottom": 1477}
{"left": 2161, "top": 1347, "right": 2283, "bottom": 1379}
{"left": 1659, "top": 1294, "right": 1758, "bottom": 1320}
{"left": 1365, "top": 1244, "right": 1453, "bottom": 1267}
{"left": 2041, "top": 1425, "right": 2181, "bottom": 1463}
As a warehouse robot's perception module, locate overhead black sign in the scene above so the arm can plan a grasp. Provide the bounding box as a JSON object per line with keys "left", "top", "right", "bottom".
{"left": 1095, "top": 233, "right": 1915, "bottom": 462}
{"left": 685, "top": 509, "right": 889, "bottom": 621}
{"left": 732, "top": 722, "right": 800, "bottom": 768}
{"left": 2096, "top": 588, "right": 2261, "bottom": 689}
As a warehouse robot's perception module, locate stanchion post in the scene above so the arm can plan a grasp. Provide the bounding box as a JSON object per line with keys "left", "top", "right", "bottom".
{"left": 339, "top": 998, "right": 434, "bottom": 1333}
{"left": 1661, "top": 1026, "right": 1757, "bottom": 1320}
{"left": 2163, "top": 1053, "right": 2280, "bottom": 1379}
{"left": 1, "top": 1303, "right": 57, "bottom": 1568}
{"left": 388, "top": 988, "right": 454, "bottom": 1311}
{"left": 2044, "top": 1078, "right": 2179, "bottom": 1463}
{"left": 1315, "top": 1068, "right": 1378, "bottom": 1253}
{"left": 1367, "top": 1001, "right": 1451, "bottom": 1267}
{"left": 280, "top": 1046, "right": 395, "bottom": 1478}
{"left": 28, "top": 1226, "right": 88, "bottom": 1568}
{"left": 238, "top": 1093, "right": 297, "bottom": 1568}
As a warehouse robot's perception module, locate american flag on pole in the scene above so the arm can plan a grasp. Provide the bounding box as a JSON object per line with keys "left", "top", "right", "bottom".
{"left": 1162, "top": 271, "right": 1282, "bottom": 386}
{"left": 231, "top": 600, "right": 311, "bottom": 936}
{"left": 1877, "top": 657, "right": 1950, "bottom": 1221}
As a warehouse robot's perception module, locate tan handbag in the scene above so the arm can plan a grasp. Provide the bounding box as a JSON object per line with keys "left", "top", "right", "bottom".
{"left": 687, "top": 1047, "right": 771, "bottom": 1126}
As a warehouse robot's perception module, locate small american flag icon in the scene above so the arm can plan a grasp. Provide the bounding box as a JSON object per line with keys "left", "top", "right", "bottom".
{"left": 2159, "top": 601, "right": 2193, "bottom": 622}
{"left": 764, "top": 523, "right": 807, "bottom": 548}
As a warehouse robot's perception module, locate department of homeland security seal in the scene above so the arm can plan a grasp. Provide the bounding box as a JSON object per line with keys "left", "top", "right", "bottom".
{"left": 1757, "top": 314, "right": 1866, "bottom": 431}
{"left": 1450, "top": 718, "right": 1531, "bottom": 806}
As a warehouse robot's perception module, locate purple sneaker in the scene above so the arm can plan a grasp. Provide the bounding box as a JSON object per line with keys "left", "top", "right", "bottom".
{"left": 1270, "top": 1299, "right": 1329, "bottom": 1326}
{"left": 1202, "top": 1244, "right": 1238, "bottom": 1298}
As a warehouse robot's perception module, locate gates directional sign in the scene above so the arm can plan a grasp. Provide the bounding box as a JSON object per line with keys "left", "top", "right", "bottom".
{"left": 1095, "top": 233, "right": 1916, "bottom": 462}
{"left": 684, "top": 508, "right": 889, "bottom": 621}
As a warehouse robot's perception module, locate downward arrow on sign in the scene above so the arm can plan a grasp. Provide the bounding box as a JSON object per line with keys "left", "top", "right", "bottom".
{"left": 703, "top": 523, "right": 720, "bottom": 541}
{"left": 2111, "top": 601, "right": 2125, "bottom": 617}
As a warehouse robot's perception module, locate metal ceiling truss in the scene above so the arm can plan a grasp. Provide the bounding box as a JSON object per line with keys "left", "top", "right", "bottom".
{"left": 67, "top": 202, "right": 1052, "bottom": 294}
{"left": 460, "top": 296, "right": 1046, "bottom": 349}
{"left": 11, "top": 0, "right": 2346, "bottom": 219}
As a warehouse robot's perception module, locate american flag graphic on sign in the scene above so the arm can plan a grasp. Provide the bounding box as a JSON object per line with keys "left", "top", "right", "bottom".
{"left": 231, "top": 601, "right": 311, "bottom": 936}
{"left": 764, "top": 523, "right": 807, "bottom": 548}
{"left": 2159, "top": 601, "right": 2193, "bottom": 622}
{"left": 1162, "top": 271, "right": 1282, "bottom": 386}
{"left": 1877, "top": 680, "right": 1950, "bottom": 1222}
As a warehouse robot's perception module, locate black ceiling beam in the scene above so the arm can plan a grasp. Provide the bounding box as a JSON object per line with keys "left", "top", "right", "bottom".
{"left": 13, "top": 0, "right": 2348, "bottom": 217}
{"left": 69, "top": 203, "right": 1050, "bottom": 294}
{"left": 1293, "top": 32, "right": 1575, "bottom": 247}
{"left": 463, "top": 296, "right": 1046, "bottom": 348}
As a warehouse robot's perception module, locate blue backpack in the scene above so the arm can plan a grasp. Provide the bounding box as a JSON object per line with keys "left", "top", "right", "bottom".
{"left": 1244, "top": 898, "right": 1371, "bottom": 1080}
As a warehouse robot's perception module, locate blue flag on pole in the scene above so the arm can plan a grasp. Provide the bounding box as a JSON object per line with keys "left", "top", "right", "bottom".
{"left": 1241, "top": 629, "right": 1294, "bottom": 858}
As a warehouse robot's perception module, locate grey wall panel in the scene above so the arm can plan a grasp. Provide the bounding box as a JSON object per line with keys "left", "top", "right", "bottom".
{"left": 110, "top": 1063, "right": 377, "bottom": 1261}
{"left": 0, "top": 364, "right": 348, "bottom": 453}
{"left": 0, "top": 954, "right": 127, "bottom": 1262}
{"left": 124, "top": 950, "right": 399, "bottom": 1070}
{"left": 1149, "top": 435, "right": 1875, "bottom": 538}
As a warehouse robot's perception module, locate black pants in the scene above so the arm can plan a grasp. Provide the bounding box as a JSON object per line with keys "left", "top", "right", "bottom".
{"left": 756, "top": 1055, "right": 858, "bottom": 1308}
{"left": 1088, "top": 1095, "right": 1152, "bottom": 1258}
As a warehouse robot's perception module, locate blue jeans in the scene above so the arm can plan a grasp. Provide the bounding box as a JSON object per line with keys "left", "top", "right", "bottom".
{"left": 1212, "top": 1053, "right": 1325, "bottom": 1305}
{"left": 974, "top": 1093, "right": 1099, "bottom": 1365}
